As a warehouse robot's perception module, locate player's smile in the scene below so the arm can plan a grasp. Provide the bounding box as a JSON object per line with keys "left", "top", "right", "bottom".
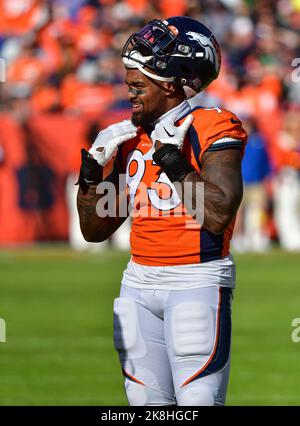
{"left": 131, "top": 102, "right": 143, "bottom": 114}
{"left": 128, "top": 83, "right": 147, "bottom": 121}
{"left": 129, "top": 87, "right": 145, "bottom": 115}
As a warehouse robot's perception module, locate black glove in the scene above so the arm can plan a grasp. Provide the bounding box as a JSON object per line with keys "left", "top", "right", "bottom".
{"left": 77, "top": 149, "right": 103, "bottom": 193}
{"left": 153, "top": 144, "right": 194, "bottom": 182}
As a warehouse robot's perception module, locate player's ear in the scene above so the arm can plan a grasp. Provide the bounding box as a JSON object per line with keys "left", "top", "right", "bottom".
{"left": 165, "top": 82, "right": 176, "bottom": 96}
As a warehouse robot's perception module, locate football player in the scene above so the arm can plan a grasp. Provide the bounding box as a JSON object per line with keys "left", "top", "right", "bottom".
{"left": 77, "top": 16, "right": 247, "bottom": 406}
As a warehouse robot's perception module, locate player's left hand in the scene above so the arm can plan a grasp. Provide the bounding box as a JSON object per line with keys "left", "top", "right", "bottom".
{"left": 151, "top": 114, "right": 194, "bottom": 151}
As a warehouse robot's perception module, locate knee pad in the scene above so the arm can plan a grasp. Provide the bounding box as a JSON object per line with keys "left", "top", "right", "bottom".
{"left": 177, "top": 383, "right": 215, "bottom": 406}
{"left": 171, "top": 302, "right": 214, "bottom": 357}
{"left": 125, "top": 380, "right": 148, "bottom": 406}
{"left": 113, "top": 297, "right": 146, "bottom": 359}
{"left": 124, "top": 366, "right": 175, "bottom": 406}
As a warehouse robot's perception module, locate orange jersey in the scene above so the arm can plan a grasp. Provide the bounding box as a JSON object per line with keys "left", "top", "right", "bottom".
{"left": 117, "top": 106, "right": 247, "bottom": 266}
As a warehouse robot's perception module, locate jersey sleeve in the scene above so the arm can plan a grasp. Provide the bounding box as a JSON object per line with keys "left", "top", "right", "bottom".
{"left": 193, "top": 108, "right": 248, "bottom": 162}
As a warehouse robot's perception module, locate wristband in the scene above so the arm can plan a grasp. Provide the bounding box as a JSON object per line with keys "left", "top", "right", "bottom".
{"left": 152, "top": 144, "right": 194, "bottom": 182}
{"left": 77, "top": 149, "right": 103, "bottom": 193}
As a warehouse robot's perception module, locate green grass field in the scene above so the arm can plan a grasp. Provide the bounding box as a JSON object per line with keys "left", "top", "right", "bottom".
{"left": 0, "top": 247, "right": 299, "bottom": 406}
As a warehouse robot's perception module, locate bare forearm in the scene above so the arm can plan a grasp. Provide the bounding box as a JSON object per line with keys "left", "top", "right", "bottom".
{"left": 176, "top": 171, "right": 242, "bottom": 233}
{"left": 77, "top": 185, "right": 126, "bottom": 242}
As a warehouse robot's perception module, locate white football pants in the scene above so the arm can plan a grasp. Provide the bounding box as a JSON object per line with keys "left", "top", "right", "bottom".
{"left": 113, "top": 284, "right": 233, "bottom": 406}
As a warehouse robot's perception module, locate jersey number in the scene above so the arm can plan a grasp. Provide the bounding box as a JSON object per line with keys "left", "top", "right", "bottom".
{"left": 126, "top": 150, "right": 181, "bottom": 212}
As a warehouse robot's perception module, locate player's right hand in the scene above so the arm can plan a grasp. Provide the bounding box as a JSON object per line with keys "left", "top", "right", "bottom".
{"left": 89, "top": 120, "right": 137, "bottom": 166}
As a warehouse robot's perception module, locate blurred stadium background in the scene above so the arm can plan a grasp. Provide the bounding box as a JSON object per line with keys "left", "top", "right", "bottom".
{"left": 0, "top": 0, "right": 300, "bottom": 406}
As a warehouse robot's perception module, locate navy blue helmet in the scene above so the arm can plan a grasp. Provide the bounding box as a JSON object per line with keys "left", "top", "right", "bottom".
{"left": 122, "top": 16, "right": 221, "bottom": 93}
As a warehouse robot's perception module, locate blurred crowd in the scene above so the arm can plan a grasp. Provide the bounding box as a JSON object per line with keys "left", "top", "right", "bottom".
{"left": 0, "top": 0, "right": 300, "bottom": 251}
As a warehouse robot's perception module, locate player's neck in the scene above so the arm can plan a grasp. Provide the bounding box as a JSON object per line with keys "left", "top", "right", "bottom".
{"left": 153, "top": 97, "right": 190, "bottom": 126}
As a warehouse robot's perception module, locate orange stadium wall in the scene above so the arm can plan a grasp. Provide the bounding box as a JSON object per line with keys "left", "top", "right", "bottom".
{"left": 0, "top": 114, "right": 36, "bottom": 244}
{"left": 0, "top": 110, "right": 130, "bottom": 245}
{"left": 0, "top": 113, "right": 89, "bottom": 244}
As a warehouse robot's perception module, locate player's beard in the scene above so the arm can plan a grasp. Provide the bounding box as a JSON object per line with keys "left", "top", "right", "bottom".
{"left": 131, "top": 108, "right": 162, "bottom": 127}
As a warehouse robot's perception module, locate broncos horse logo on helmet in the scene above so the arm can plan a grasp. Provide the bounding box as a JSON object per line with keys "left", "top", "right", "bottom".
{"left": 122, "top": 16, "right": 221, "bottom": 93}
{"left": 186, "top": 31, "right": 220, "bottom": 73}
